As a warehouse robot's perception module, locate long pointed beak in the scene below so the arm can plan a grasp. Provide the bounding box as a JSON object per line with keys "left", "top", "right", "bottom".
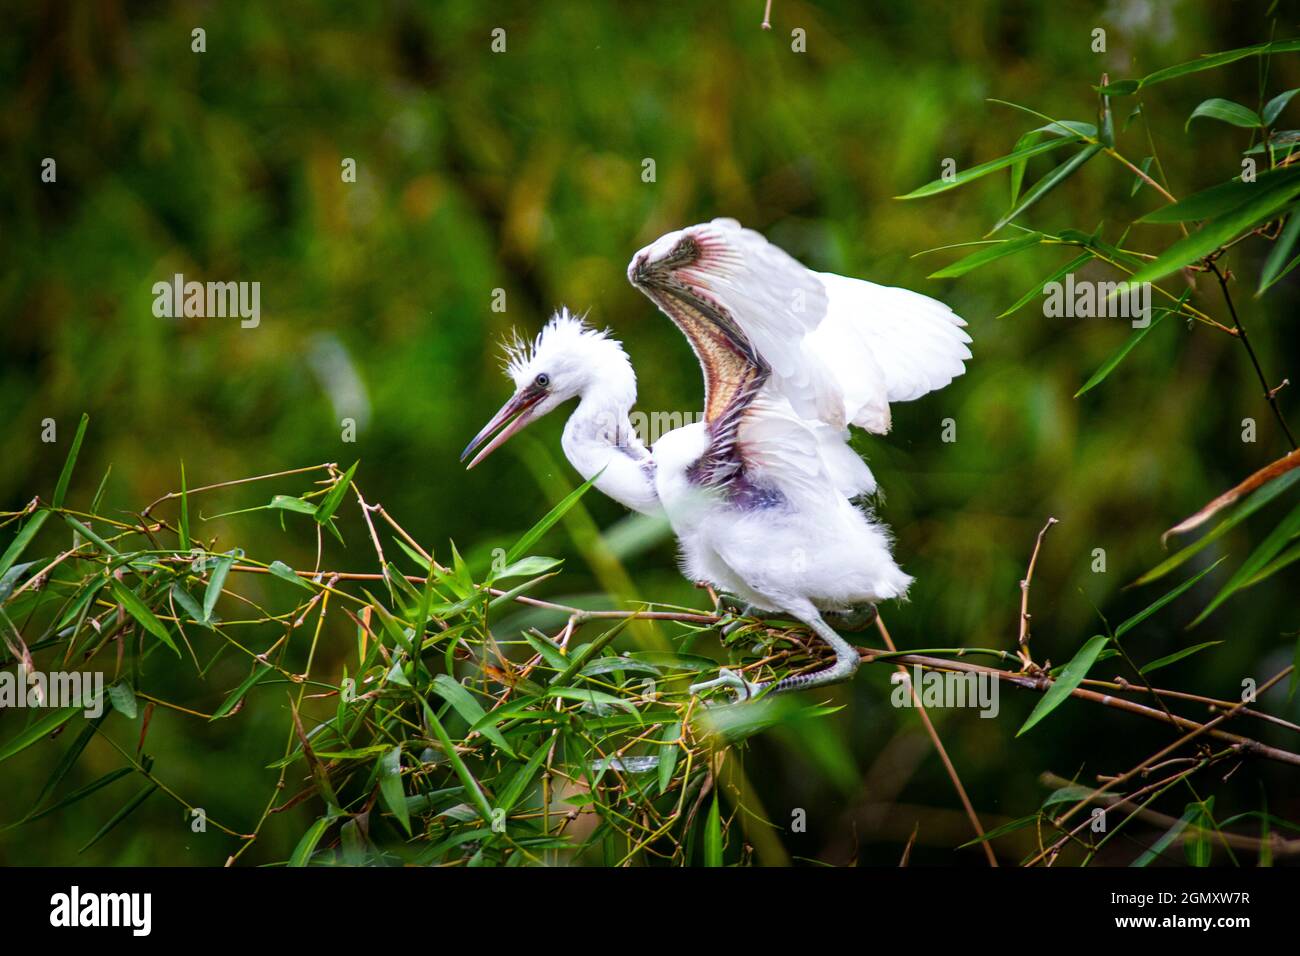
{"left": 461, "top": 389, "right": 544, "bottom": 469}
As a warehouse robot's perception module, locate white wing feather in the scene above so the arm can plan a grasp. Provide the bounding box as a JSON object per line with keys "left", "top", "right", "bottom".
{"left": 810, "top": 272, "right": 972, "bottom": 432}
{"left": 634, "top": 218, "right": 970, "bottom": 502}
{"left": 680, "top": 219, "right": 971, "bottom": 437}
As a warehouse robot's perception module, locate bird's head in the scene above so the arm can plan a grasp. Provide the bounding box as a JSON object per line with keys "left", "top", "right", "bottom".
{"left": 461, "top": 308, "right": 634, "bottom": 468}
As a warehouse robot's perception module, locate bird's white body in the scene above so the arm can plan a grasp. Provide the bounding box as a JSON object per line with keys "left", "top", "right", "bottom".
{"left": 464, "top": 218, "right": 970, "bottom": 698}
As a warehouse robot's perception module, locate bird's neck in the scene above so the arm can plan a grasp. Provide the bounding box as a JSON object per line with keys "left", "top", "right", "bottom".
{"left": 561, "top": 387, "right": 658, "bottom": 515}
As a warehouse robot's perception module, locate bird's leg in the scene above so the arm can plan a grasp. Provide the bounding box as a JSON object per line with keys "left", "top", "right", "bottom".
{"left": 721, "top": 603, "right": 784, "bottom": 638}
{"left": 747, "top": 611, "right": 860, "bottom": 698}
{"left": 690, "top": 611, "right": 860, "bottom": 703}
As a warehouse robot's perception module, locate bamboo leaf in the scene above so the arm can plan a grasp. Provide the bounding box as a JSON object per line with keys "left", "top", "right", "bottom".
{"left": 1017, "top": 635, "right": 1109, "bottom": 736}
{"left": 1186, "top": 97, "right": 1262, "bottom": 131}
{"left": 1140, "top": 641, "right": 1222, "bottom": 675}
{"left": 52, "top": 413, "right": 89, "bottom": 509}
{"left": 1107, "top": 40, "right": 1300, "bottom": 96}
{"left": 1263, "top": 88, "right": 1299, "bottom": 126}
{"left": 0, "top": 705, "right": 82, "bottom": 765}
{"left": 1116, "top": 558, "right": 1226, "bottom": 637}
{"left": 1132, "top": 175, "right": 1300, "bottom": 284}
{"left": 506, "top": 468, "right": 602, "bottom": 563}
{"left": 78, "top": 782, "right": 157, "bottom": 854}
{"left": 1141, "top": 169, "right": 1298, "bottom": 222}
{"left": 314, "top": 461, "right": 358, "bottom": 524}
{"left": 703, "top": 790, "right": 723, "bottom": 866}
{"left": 991, "top": 145, "right": 1102, "bottom": 234}
{"left": 1137, "top": 467, "right": 1300, "bottom": 586}
{"left": 108, "top": 579, "right": 179, "bottom": 656}
{"left": 0, "top": 510, "right": 49, "bottom": 582}
{"left": 1259, "top": 207, "right": 1300, "bottom": 294}
{"left": 431, "top": 674, "right": 516, "bottom": 757}
{"left": 210, "top": 664, "right": 270, "bottom": 720}
{"left": 289, "top": 815, "right": 333, "bottom": 867}
{"left": 1190, "top": 499, "right": 1300, "bottom": 626}
{"left": 268, "top": 560, "right": 314, "bottom": 590}
{"left": 377, "top": 745, "right": 411, "bottom": 835}
{"left": 999, "top": 252, "right": 1092, "bottom": 318}
{"left": 896, "top": 136, "right": 1079, "bottom": 200}
{"left": 202, "top": 551, "right": 237, "bottom": 623}
{"left": 929, "top": 232, "right": 1044, "bottom": 279}
{"left": 1074, "top": 308, "right": 1170, "bottom": 397}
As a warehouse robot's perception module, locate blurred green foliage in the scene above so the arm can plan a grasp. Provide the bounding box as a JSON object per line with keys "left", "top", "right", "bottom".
{"left": 3, "top": 1, "right": 1300, "bottom": 865}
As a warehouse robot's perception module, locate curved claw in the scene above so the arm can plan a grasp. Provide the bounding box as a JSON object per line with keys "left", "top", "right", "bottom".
{"left": 689, "top": 667, "right": 764, "bottom": 704}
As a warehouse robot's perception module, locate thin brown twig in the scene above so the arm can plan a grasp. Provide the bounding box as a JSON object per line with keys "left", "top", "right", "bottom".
{"left": 876, "top": 615, "right": 997, "bottom": 866}
{"left": 1017, "top": 516, "right": 1057, "bottom": 668}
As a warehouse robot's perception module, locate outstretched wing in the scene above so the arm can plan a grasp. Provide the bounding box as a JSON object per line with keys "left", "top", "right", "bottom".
{"left": 639, "top": 218, "right": 971, "bottom": 436}
{"left": 629, "top": 248, "right": 768, "bottom": 489}
{"left": 809, "top": 272, "right": 971, "bottom": 432}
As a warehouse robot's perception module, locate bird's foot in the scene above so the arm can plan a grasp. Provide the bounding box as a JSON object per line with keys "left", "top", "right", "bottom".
{"left": 689, "top": 667, "right": 764, "bottom": 704}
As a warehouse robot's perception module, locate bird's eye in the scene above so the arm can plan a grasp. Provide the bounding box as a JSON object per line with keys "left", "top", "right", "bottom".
{"left": 534, "top": 373, "right": 550, "bottom": 389}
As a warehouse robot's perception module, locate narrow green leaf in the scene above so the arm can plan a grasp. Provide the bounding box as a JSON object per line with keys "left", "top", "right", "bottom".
{"left": 202, "top": 551, "right": 236, "bottom": 623}
{"left": 268, "top": 560, "right": 314, "bottom": 590}
{"left": 1186, "top": 97, "right": 1262, "bottom": 131}
{"left": 169, "top": 584, "right": 208, "bottom": 630}
{"left": 998, "top": 252, "right": 1091, "bottom": 318}
{"left": 497, "top": 745, "right": 552, "bottom": 817}
{"left": 1133, "top": 803, "right": 1201, "bottom": 867}
{"left": 314, "top": 461, "right": 358, "bottom": 524}
{"left": 0, "top": 510, "right": 49, "bottom": 582}
{"left": 1140, "top": 641, "right": 1222, "bottom": 675}
{"left": 658, "top": 721, "right": 682, "bottom": 795}
{"left": 1074, "top": 308, "right": 1170, "bottom": 398}
{"left": 494, "top": 556, "right": 562, "bottom": 580}
{"left": 1108, "top": 40, "right": 1300, "bottom": 96}
{"left": 1130, "top": 156, "right": 1154, "bottom": 197}
{"left": 431, "top": 674, "right": 516, "bottom": 757}
{"left": 23, "top": 768, "right": 133, "bottom": 826}
{"left": 78, "top": 782, "right": 157, "bottom": 854}
{"left": 1017, "top": 635, "right": 1109, "bottom": 736}
{"left": 0, "top": 705, "right": 82, "bottom": 765}
{"left": 108, "top": 579, "right": 179, "bottom": 656}
{"left": 63, "top": 514, "right": 118, "bottom": 555}
{"left": 1116, "top": 558, "right": 1226, "bottom": 636}
{"left": 991, "top": 144, "right": 1103, "bottom": 233}
{"left": 1133, "top": 175, "right": 1300, "bottom": 284}
{"left": 210, "top": 664, "right": 270, "bottom": 720}
{"left": 1263, "top": 89, "right": 1299, "bottom": 125}
{"left": 289, "top": 815, "right": 332, "bottom": 866}
{"left": 1259, "top": 208, "right": 1300, "bottom": 293}
{"left": 929, "top": 232, "right": 1044, "bottom": 279}
{"left": 1140, "top": 169, "right": 1298, "bottom": 222}
{"left": 268, "top": 495, "right": 316, "bottom": 515}
{"left": 420, "top": 698, "right": 495, "bottom": 824}
{"left": 506, "top": 468, "right": 602, "bottom": 563}
{"left": 958, "top": 813, "right": 1039, "bottom": 847}
{"left": 522, "top": 630, "right": 569, "bottom": 671}
{"left": 52, "top": 413, "right": 89, "bottom": 509}
{"left": 378, "top": 746, "right": 411, "bottom": 835}
{"left": 703, "top": 791, "right": 723, "bottom": 866}
{"left": 1008, "top": 130, "right": 1039, "bottom": 205}
{"left": 896, "top": 136, "right": 1079, "bottom": 200}
{"left": 1191, "top": 499, "right": 1300, "bottom": 626}
{"left": 1135, "top": 469, "right": 1300, "bottom": 586}
{"left": 546, "top": 686, "right": 639, "bottom": 715}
